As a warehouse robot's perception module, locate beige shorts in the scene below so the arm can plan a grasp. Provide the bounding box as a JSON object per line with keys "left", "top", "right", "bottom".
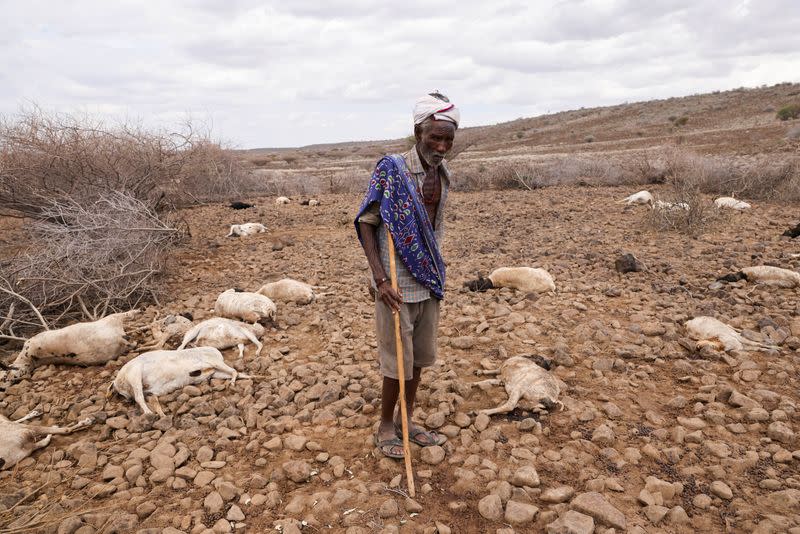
{"left": 375, "top": 296, "right": 440, "bottom": 380}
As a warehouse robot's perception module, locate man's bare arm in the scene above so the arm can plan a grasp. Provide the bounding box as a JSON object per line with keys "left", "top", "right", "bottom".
{"left": 358, "top": 221, "right": 402, "bottom": 311}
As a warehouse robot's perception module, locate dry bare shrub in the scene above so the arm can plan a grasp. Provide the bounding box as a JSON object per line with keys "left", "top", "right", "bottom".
{"left": 323, "top": 169, "right": 367, "bottom": 194}
{"left": 625, "top": 152, "right": 667, "bottom": 184}
{"left": 169, "top": 140, "right": 258, "bottom": 204}
{"left": 660, "top": 148, "right": 800, "bottom": 201}
{"left": 451, "top": 156, "right": 635, "bottom": 192}
{"left": 644, "top": 184, "right": 721, "bottom": 235}
{"left": 0, "top": 191, "right": 186, "bottom": 336}
{"left": 0, "top": 107, "right": 254, "bottom": 216}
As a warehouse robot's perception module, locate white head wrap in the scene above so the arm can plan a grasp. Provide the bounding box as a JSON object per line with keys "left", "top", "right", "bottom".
{"left": 413, "top": 91, "right": 460, "bottom": 128}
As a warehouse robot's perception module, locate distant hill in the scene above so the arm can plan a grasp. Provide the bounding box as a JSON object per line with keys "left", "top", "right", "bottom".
{"left": 240, "top": 82, "right": 800, "bottom": 164}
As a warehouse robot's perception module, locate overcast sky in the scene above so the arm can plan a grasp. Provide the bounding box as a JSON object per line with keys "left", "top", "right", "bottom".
{"left": 2, "top": 0, "right": 799, "bottom": 148}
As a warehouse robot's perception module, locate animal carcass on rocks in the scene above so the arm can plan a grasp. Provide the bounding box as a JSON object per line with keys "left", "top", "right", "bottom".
{"left": 714, "top": 197, "right": 751, "bottom": 210}
{"left": 685, "top": 316, "right": 777, "bottom": 352}
{"left": 227, "top": 223, "right": 266, "bottom": 237}
{"left": 621, "top": 190, "right": 654, "bottom": 206}
{"left": 472, "top": 356, "right": 564, "bottom": 423}
{"left": 465, "top": 267, "right": 555, "bottom": 293}
{"left": 1, "top": 310, "right": 141, "bottom": 388}
{"left": 257, "top": 278, "right": 315, "bottom": 304}
{"left": 1, "top": 411, "right": 93, "bottom": 470}
{"left": 178, "top": 317, "right": 264, "bottom": 358}
{"left": 214, "top": 289, "right": 276, "bottom": 324}
{"left": 109, "top": 347, "right": 251, "bottom": 415}
{"left": 138, "top": 313, "right": 194, "bottom": 351}
{"left": 717, "top": 266, "right": 800, "bottom": 288}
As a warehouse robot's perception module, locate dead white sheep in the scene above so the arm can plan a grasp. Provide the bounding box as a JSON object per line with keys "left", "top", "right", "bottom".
{"left": 1, "top": 410, "right": 93, "bottom": 470}
{"left": 215, "top": 289, "right": 276, "bottom": 325}
{"left": 685, "top": 316, "right": 777, "bottom": 352}
{"left": 653, "top": 199, "right": 690, "bottom": 211}
{"left": 137, "top": 313, "right": 194, "bottom": 351}
{"left": 717, "top": 265, "right": 800, "bottom": 288}
{"left": 257, "top": 278, "right": 316, "bottom": 305}
{"left": 308, "top": 199, "right": 320, "bottom": 206}
{"left": 620, "top": 190, "right": 654, "bottom": 206}
{"left": 178, "top": 317, "right": 264, "bottom": 359}
{"left": 465, "top": 267, "right": 555, "bottom": 293}
{"left": 227, "top": 223, "right": 267, "bottom": 237}
{"left": 471, "top": 356, "right": 564, "bottom": 425}
{"left": 714, "top": 196, "right": 751, "bottom": 210}
{"left": 275, "top": 196, "right": 290, "bottom": 205}
{"left": 1, "top": 310, "right": 141, "bottom": 388}
{"left": 109, "top": 347, "right": 252, "bottom": 416}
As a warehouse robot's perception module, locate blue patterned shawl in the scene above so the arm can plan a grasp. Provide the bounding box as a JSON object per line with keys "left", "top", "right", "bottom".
{"left": 354, "top": 154, "right": 446, "bottom": 300}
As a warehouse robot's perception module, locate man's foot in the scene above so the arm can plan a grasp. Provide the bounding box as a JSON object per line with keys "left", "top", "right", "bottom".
{"left": 394, "top": 421, "right": 447, "bottom": 447}
{"left": 373, "top": 434, "right": 404, "bottom": 459}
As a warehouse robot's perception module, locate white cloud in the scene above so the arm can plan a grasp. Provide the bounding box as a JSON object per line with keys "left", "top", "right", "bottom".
{"left": 0, "top": 0, "right": 798, "bottom": 147}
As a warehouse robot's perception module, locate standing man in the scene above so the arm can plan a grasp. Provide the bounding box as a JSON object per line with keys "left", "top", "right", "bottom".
{"left": 355, "top": 92, "right": 459, "bottom": 459}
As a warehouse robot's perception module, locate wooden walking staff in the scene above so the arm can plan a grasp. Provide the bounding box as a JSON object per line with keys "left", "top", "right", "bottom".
{"left": 385, "top": 231, "right": 416, "bottom": 497}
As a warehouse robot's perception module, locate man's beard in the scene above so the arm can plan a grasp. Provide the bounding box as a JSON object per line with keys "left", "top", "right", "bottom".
{"left": 418, "top": 146, "right": 445, "bottom": 167}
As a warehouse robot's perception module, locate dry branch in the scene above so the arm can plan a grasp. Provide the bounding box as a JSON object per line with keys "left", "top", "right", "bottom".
{"left": 0, "top": 191, "right": 185, "bottom": 335}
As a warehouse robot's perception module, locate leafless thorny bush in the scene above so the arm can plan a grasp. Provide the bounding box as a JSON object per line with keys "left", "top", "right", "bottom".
{"left": 252, "top": 167, "right": 367, "bottom": 196}
{"left": 323, "top": 168, "right": 367, "bottom": 194}
{"left": 452, "top": 156, "right": 632, "bottom": 191}
{"left": 0, "top": 107, "right": 256, "bottom": 217}
{"left": 644, "top": 179, "right": 723, "bottom": 235}
{"left": 660, "top": 148, "right": 800, "bottom": 201}
{"left": 0, "top": 191, "right": 186, "bottom": 337}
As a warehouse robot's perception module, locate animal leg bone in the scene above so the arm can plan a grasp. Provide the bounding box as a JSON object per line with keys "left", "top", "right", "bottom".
{"left": 132, "top": 381, "right": 152, "bottom": 415}
{"left": 479, "top": 388, "right": 523, "bottom": 416}
{"left": 475, "top": 369, "right": 501, "bottom": 376}
{"left": 29, "top": 417, "right": 93, "bottom": 435}
{"left": 14, "top": 409, "right": 42, "bottom": 423}
{"left": 472, "top": 378, "right": 502, "bottom": 392}
{"left": 149, "top": 395, "right": 166, "bottom": 418}
{"left": 237, "top": 343, "right": 245, "bottom": 360}
{"left": 238, "top": 327, "right": 263, "bottom": 358}
{"left": 32, "top": 434, "right": 53, "bottom": 451}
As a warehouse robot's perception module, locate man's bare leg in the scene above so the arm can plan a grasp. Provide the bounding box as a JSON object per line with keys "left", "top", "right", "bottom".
{"left": 378, "top": 376, "right": 403, "bottom": 456}
{"left": 394, "top": 367, "right": 440, "bottom": 444}
{"left": 394, "top": 366, "right": 421, "bottom": 429}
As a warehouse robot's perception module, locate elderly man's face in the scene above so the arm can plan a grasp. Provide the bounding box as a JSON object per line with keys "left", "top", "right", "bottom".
{"left": 415, "top": 119, "right": 455, "bottom": 167}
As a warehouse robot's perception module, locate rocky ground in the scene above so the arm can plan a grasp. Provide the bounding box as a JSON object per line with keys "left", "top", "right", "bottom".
{"left": 1, "top": 187, "right": 799, "bottom": 534}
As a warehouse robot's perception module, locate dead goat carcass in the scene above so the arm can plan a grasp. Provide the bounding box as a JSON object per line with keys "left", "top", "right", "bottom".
{"left": 257, "top": 278, "right": 316, "bottom": 305}
{"left": 137, "top": 312, "right": 194, "bottom": 351}
{"left": 465, "top": 267, "right": 555, "bottom": 293}
{"left": 685, "top": 316, "right": 778, "bottom": 352}
{"left": 227, "top": 223, "right": 267, "bottom": 237}
{"left": 215, "top": 289, "right": 276, "bottom": 325}
{"left": 229, "top": 201, "right": 255, "bottom": 210}
{"left": 472, "top": 355, "right": 564, "bottom": 423}
{"left": 1, "top": 411, "right": 93, "bottom": 470}
{"left": 717, "top": 265, "right": 800, "bottom": 289}
{"left": 620, "top": 190, "right": 654, "bottom": 206}
{"left": 1, "top": 310, "right": 141, "bottom": 388}
{"left": 109, "top": 347, "right": 252, "bottom": 416}
{"left": 177, "top": 317, "right": 264, "bottom": 359}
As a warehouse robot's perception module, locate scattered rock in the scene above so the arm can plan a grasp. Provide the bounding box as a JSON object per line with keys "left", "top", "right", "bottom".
{"left": 546, "top": 510, "right": 595, "bottom": 534}
{"left": 478, "top": 494, "right": 504, "bottom": 521}
{"left": 570, "top": 492, "right": 627, "bottom": 530}
{"left": 615, "top": 253, "right": 645, "bottom": 273}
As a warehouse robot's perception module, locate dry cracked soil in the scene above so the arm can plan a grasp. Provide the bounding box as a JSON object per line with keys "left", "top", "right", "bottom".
{"left": 2, "top": 186, "right": 800, "bottom": 534}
